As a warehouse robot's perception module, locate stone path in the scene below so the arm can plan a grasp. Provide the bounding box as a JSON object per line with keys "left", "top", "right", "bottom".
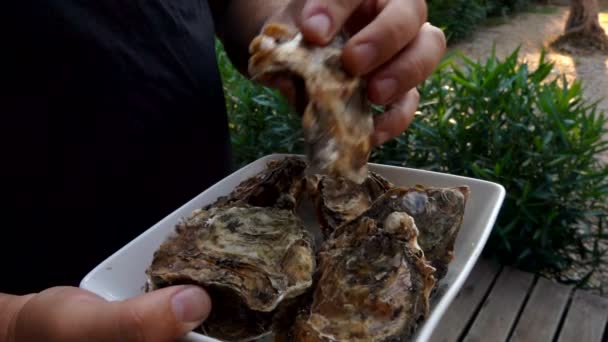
{"left": 449, "top": 4, "right": 608, "bottom": 112}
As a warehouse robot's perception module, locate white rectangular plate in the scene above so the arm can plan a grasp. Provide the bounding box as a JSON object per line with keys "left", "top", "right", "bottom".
{"left": 80, "top": 153, "right": 505, "bottom": 342}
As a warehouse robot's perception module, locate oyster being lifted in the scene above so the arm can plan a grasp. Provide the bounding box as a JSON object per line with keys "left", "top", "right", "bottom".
{"left": 285, "top": 208, "right": 436, "bottom": 341}
{"left": 249, "top": 23, "right": 374, "bottom": 184}
{"left": 145, "top": 158, "right": 315, "bottom": 341}
{"left": 307, "top": 172, "right": 393, "bottom": 238}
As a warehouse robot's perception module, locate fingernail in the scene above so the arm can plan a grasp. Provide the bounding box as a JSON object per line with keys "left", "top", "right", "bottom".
{"left": 303, "top": 13, "right": 331, "bottom": 39}
{"left": 374, "top": 78, "right": 398, "bottom": 104}
{"left": 350, "top": 43, "right": 378, "bottom": 74}
{"left": 171, "top": 286, "right": 211, "bottom": 323}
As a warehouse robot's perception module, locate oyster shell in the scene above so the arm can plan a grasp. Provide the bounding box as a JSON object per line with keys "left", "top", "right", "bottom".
{"left": 206, "top": 156, "right": 307, "bottom": 211}
{"left": 146, "top": 205, "right": 315, "bottom": 341}
{"left": 248, "top": 23, "right": 374, "bottom": 184}
{"left": 284, "top": 209, "right": 436, "bottom": 341}
{"left": 337, "top": 186, "right": 470, "bottom": 281}
{"left": 307, "top": 172, "right": 393, "bottom": 238}
{"left": 307, "top": 175, "right": 468, "bottom": 280}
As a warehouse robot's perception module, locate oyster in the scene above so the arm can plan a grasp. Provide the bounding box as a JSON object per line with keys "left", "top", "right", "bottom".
{"left": 338, "top": 186, "right": 470, "bottom": 281}
{"left": 307, "top": 172, "right": 393, "bottom": 238}
{"left": 145, "top": 158, "right": 316, "bottom": 341}
{"left": 284, "top": 208, "right": 436, "bottom": 341}
{"left": 248, "top": 23, "right": 374, "bottom": 184}
{"left": 206, "top": 156, "right": 307, "bottom": 210}
{"left": 146, "top": 205, "right": 315, "bottom": 341}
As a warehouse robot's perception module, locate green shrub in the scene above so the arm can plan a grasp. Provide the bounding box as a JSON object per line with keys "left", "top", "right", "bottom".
{"left": 371, "top": 48, "right": 608, "bottom": 276}
{"left": 215, "top": 40, "right": 303, "bottom": 167}
{"left": 427, "top": 0, "right": 489, "bottom": 42}
{"left": 427, "top": 0, "right": 534, "bottom": 43}
{"left": 486, "top": 0, "right": 532, "bottom": 16}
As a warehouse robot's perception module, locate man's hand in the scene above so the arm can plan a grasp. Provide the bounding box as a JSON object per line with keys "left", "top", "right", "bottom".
{"left": 3, "top": 285, "right": 211, "bottom": 342}
{"left": 267, "top": 0, "right": 446, "bottom": 146}
{"left": 215, "top": 0, "right": 445, "bottom": 145}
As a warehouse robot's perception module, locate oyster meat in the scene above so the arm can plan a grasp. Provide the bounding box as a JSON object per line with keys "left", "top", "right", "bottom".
{"left": 248, "top": 23, "right": 374, "bottom": 184}
{"left": 284, "top": 206, "right": 436, "bottom": 341}
{"left": 145, "top": 158, "right": 316, "bottom": 341}
{"left": 307, "top": 171, "right": 393, "bottom": 238}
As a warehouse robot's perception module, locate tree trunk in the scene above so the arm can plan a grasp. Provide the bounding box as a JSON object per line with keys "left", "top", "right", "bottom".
{"left": 551, "top": 0, "right": 608, "bottom": 53}
{"left": 565, "top": 0, "right": 605, "bottom": 36}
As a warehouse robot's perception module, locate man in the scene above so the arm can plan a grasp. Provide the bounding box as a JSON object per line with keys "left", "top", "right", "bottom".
{"left": 1, "top": 0, "right": 445, "bottom": 340}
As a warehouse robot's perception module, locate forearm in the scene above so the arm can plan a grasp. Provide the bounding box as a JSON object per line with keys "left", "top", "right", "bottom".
{"left": 213, "top": 0, "right": 290, "bottom": 76}
{"left": 0, "top": 293, "right": 34, "bottom": 342}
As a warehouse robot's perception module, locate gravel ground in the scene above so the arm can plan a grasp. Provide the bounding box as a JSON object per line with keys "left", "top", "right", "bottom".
{"left": 446, "top": 4, "right": 608, "bottom": 295}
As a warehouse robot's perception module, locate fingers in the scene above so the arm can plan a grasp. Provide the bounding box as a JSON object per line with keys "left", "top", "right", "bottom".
{"left": 368, "top": 22, "right": 446, "bottom": 105}
{"left": 111, "top": 285, "right": 211, "bottom": 341}
{"left": 342, "top": 0, "right": 428, "bottom": 76}
{"left": 11, "top": 285, "right": 211, "bottom": 342}
{"left": 11, "top": 287, "right": 107, "bottom": 342}
{"left": 372, "top": 88, "right": 420, "bottom": 146}
{"left": 344, "top": 0, "right": 377, "bottom": 34}
{"left": 3, "top": 293, "right": 36, "bottom": 341}
{"left": 299, "top": 0, "right": 366, "bottom": 45}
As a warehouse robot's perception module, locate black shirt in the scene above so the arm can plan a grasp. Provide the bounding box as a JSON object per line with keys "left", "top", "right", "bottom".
{"left": 2, "top": 0, "right": 233, "bottom": 294}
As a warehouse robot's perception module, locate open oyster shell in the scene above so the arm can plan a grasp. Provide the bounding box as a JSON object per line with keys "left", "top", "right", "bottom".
{"left": 283, "top": 209, "right": 436, "bottom": 341}
{"left": 306, "top": 172, "right": 394, "bottom": 238}
{"left": 340, "top": 186, "right": 470, "bottom": 281}
{"left": 307, "top": 175, "right": 468, "bottom": 281}
{"left": 248, "top": 23, "right": 374, "bottom": 184}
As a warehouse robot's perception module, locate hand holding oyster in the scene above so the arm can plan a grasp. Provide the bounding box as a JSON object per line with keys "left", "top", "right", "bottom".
{"left": 248, "top": 23, "right": 375, "bottom": 184}
{"left": 145, "top": 156, "right": 469, "bottom": 341}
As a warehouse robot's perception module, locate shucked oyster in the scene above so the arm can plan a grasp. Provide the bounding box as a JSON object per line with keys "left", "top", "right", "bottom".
{"left": 307, "top": 172, "right": 393, "bottom": 238}
{"left": 249, "top": 23, "right": 374, "bottom": 184}
{"left": 345, "top": 186, "right": 470, "bottom": 281}
{"left": 283, "top": 207, "right": 436, "bottom": 341}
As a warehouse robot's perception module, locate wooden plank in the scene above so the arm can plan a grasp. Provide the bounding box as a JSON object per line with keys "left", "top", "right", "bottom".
{"left": 557, "top": 290, "right": 608, "bottom": 342}
{"left": 510, "top": 276, "right": 572, "bottom": 342}
{"left": 429, "top": 259, "right": 501, "bottom": 342}
{"left": 462, "top": 266, "right": 535, "bottom": 342}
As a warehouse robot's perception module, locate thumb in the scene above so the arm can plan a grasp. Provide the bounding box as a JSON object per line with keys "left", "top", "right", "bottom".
{"left": 109, "top": 285, "right": 212, "bottom": 341}
{"left": 12, "top": 285, "right": 212, "bottom": 342}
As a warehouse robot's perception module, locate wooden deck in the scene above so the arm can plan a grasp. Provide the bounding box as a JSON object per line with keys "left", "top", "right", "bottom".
{"left": 430, "top": 259, "right": 608, "bottom": 342}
